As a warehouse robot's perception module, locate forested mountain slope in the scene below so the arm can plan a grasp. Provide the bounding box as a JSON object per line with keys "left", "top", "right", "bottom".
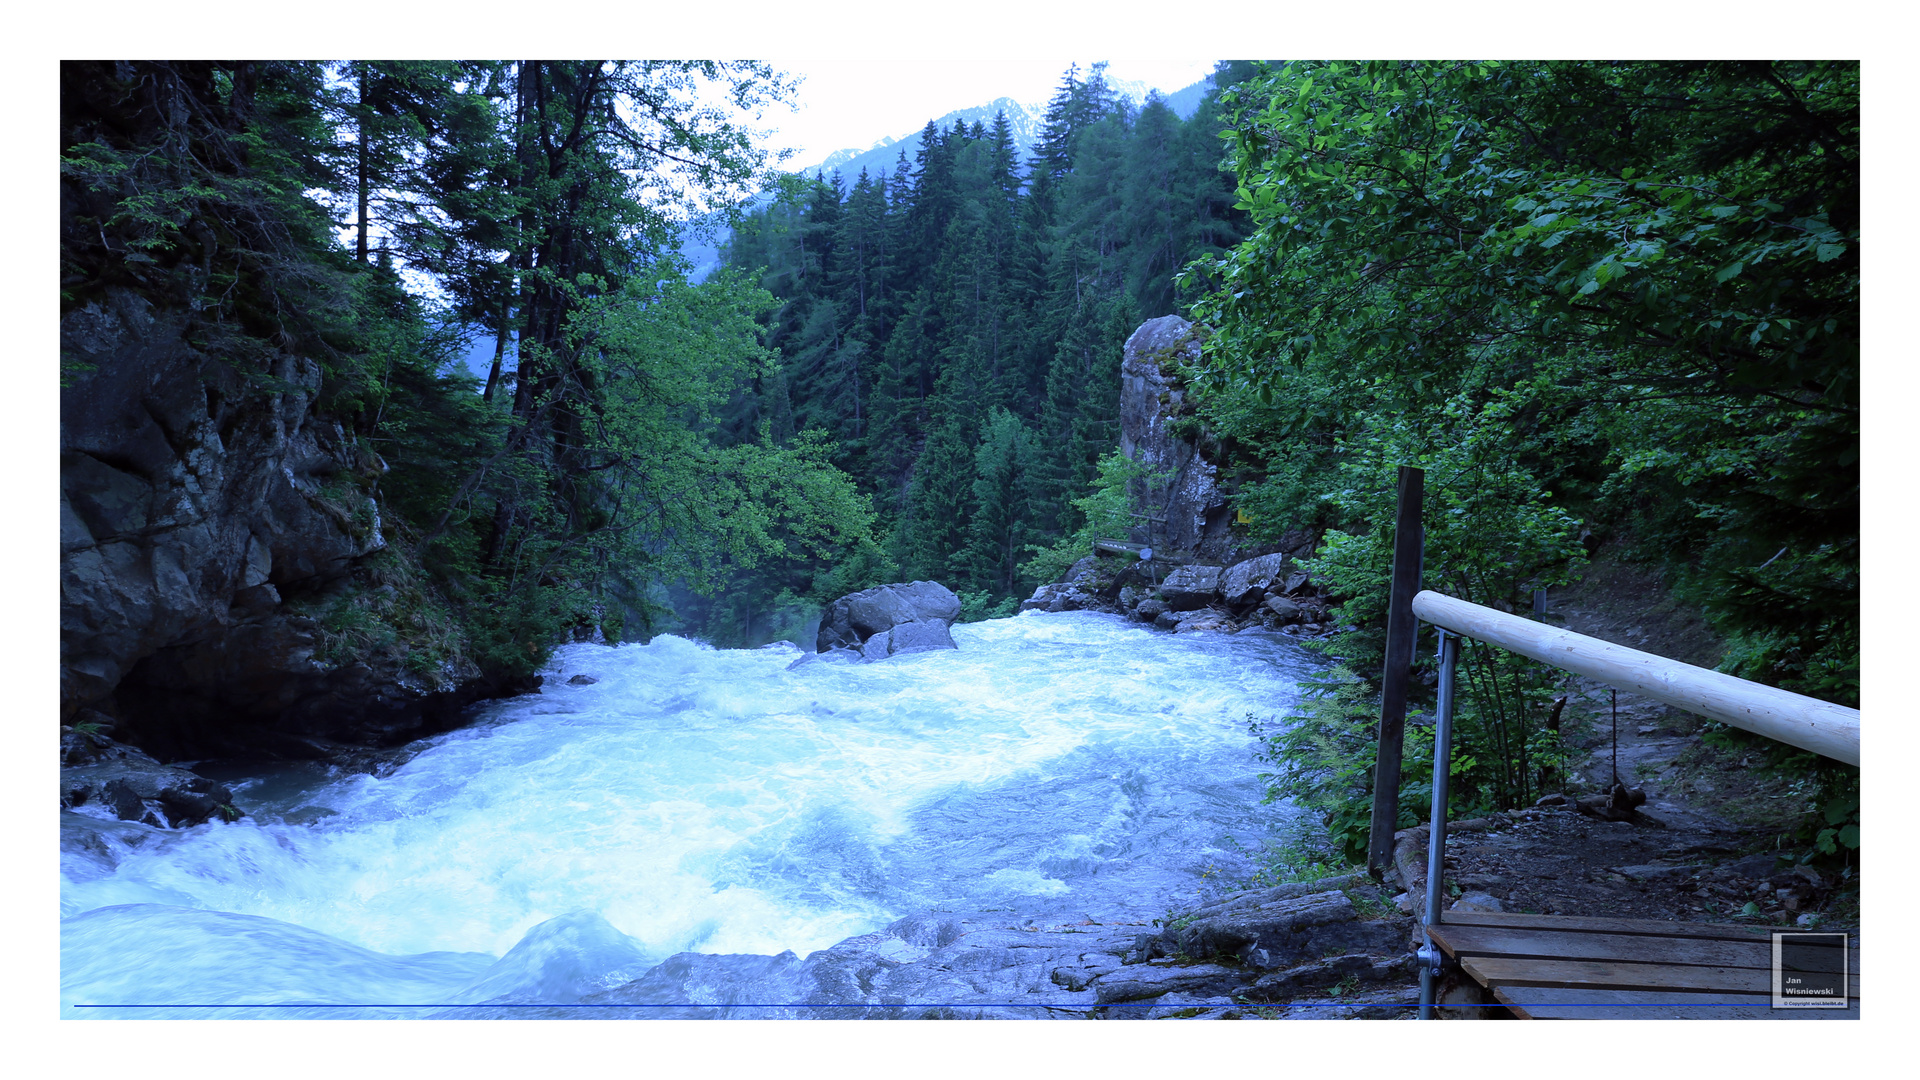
{"left": 694, "top": 62, "right": 1260, "bottom": 639}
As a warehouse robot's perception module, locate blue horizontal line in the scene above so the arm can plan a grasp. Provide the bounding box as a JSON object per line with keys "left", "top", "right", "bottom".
{"left": 72, "top": 1001, "right": 1828, "bottom": 1010}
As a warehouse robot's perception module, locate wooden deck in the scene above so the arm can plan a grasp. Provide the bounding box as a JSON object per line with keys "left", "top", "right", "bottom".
{"left": 1426, "top": 910, "right": 1859, "bottom": 1019}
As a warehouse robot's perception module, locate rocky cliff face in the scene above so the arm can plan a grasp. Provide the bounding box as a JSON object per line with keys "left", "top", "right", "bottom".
{"left": 61, "top": 288, "right": 491, "bottom": 762}
{"left": 1117, "top": 315, "right": 1315, "bottom": 567}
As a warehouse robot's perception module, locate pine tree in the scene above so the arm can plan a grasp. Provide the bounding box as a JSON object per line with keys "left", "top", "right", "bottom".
{"left": 963, "top": 407, "right": 1042, "bottom": 596}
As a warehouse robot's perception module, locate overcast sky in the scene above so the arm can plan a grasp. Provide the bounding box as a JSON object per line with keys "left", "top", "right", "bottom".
{"left": 753, "top": 58, "right": 1222, "bottom": 171}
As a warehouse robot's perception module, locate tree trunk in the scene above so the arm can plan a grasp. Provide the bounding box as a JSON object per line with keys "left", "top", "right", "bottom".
{"left": 356, "top": 65, "right": 370, "bottom": 264}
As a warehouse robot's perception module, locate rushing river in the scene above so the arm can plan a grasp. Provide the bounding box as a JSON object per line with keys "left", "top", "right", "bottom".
{"left": 60, "top": 610, "right": 1319, "bottom": 1018}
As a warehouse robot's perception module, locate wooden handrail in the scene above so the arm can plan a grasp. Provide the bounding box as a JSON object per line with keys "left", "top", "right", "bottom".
{"left": 1412, "top": 590, "right": 1859, "bottom": 767}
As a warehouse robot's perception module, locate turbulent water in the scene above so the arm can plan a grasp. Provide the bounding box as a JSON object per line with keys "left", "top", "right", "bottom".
{"left": 60, "top": 610, "right": 1320, "bottom": 1018}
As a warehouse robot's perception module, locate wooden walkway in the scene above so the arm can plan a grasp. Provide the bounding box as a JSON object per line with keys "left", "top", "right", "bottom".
{"left": 1426, "top": 911, "right": 1860, "bottom": 1019}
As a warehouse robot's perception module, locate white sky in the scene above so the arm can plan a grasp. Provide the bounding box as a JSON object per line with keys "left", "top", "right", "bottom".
{"left": 755, "top": 58, "right": 1221, "bottom": 170}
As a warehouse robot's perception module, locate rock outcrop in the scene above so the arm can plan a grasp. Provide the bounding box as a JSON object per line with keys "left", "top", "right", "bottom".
{"left": 60, "top": 731, "right": 242, "bottom": 829}
{"left": 1018, "top": 556, "right": 1142, "bottom": 615}
{"left": 61, "top": 288, "right": 501, "bottom": 761}
{"left": 816, "top": 581, "right": 963, "bottom": 659}
{"left": 1117, "top": 316, "right": 1318, "bottom": 569}
{"left": 1119, "top": 316, "right": 1223, "bottom": 560}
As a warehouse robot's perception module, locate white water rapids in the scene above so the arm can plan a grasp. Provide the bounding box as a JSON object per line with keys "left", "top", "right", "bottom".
{"left": 60, "top": 610, "right": 1321, "bottom": 1018}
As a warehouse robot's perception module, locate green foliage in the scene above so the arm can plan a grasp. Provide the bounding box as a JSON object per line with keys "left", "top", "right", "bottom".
{"left": 963, "top": 408, "right": 1043, "bottom": 596}
{"left": 61, "top": 63, "right": 361, "bottom": 377}
{"left": 1187, "top": 59, "right": 1858, "bottom": 708}
{"left": 1185, "top": 60, "right": 1855, "bottom": 855}
{"left": 61, "top": 61, "right": 895, "bottom": 680}
{"left": 1249, "top": 672, "right": 1440, "bottom": 864}
{"left": 1019, "top": 449, "right": 1165, "bottom": 585}
{"left": 1250, "top": 650, "right": 1582, "bottom": 862}
{"left": 1699, "top": 721, "right": 1859, "bottom": 862}
{"left": 955, "top": 589, "right": 1019, "bottom": 624}
{"left": 1229, "top": 820, "right": 1357, "bottom": 889}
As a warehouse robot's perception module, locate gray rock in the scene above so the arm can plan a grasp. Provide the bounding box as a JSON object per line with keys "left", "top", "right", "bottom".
{"left": 1158, "top": 565, "right": 1222, "bottom": 611}
{"left": 1219, "top": 553, "right": 1291, "bottom": 608}
{"left": 1135, "top": 598, "right": 1167, "bottom": 621}
{"left": 817, "top": 581, "right": 962, "bottom": 655}
{"left": 1159, "top": 890, "right": 1406, "bottom": 971}
{"left": 1611, "top": 864, "right": 1705, "bottom": 882}
{"left": 65, "top": 744, "right": 240, "bottom": 828}
{"left": 1721, "top": 853, "right": 1781, "bottom": 879}
{"left": 527, "top": 877, "right": 1413, "bottom": 1019}
{"left": 847, "top": 581, "right": 961, "bottom": 636}
{"left": 61, "top": 288, "right": 499, "bottom": 761}
{"left": 1119, "top": 317, "right": 1223, "bottom": 562}
{"left": 1153, "top": 609, "right": 1182, "bottom": 631}
{"left": 1020, "top": 582, "right": 1101, "bottom": 613}
{"left": 859, "top": 620, "right": 958, "bottom": 660}
{"left": 1247, "top": 953, "right": 1376, "bottom": 998}
{"left": 102, "top": 778, "right": 152, "bottom": 824}
{"left": 1450, "top": 892, "right": 1504, "bottom": 914}
{"left": 1173, "top": 611, "right": 1231, "bottom": 634}
{"left": 1261, "top": 595, "right": 1304, "bottom": 623}
{"left": 1094, "top": 962, "right": 1250, "bottom": 1004}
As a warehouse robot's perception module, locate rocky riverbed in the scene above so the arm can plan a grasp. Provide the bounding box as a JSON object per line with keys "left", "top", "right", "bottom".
{"left": 423, "top": 873, "right": 1421, "bottom": 1020}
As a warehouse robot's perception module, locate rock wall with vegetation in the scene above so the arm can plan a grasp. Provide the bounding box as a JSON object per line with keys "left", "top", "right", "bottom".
{"left": 58, "top": 61, "right": 871, "bottom": 761}
{"left": 60, "top": 285, "right": 500, "bottom": 760}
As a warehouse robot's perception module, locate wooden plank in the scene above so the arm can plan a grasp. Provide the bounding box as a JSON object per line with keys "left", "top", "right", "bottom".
{"left": 1368, "top": 466, "right": 1425, "bottom": 876}
{"left": 1432, "top": 923, "right": 1774, "bottom": 971}
{"left": 1493, "top": 985, "right": 1859, "bottom": 1020}
{"left": 1461, "top": 955, "right": 1861, "bottom": 997}
{"left": 1412, "top": 589, "right": 1858, "bottom": 765}
{"left": 1430, "top": 923, "right": 1859, "bottom": 974}
{"left": 1433, "top": 909, "right": 1825, "bottom": 944}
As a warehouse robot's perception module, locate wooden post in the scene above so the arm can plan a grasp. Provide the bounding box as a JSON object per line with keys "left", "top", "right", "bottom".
{"left": 1368, "top": 466, "right": 1424, "bottom": 878}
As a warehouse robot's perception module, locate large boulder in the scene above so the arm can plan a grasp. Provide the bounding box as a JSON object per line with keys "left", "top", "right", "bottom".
{"left": 61, "top": 291, "right": 384, "bottom": 718}
{"left": 817, "top": 581, "right": 962, "bottom": 658}
{"left": 860, "top": 620, "right": 958, "bottom": 661}
{"left": 1020, "top": 556, "right": 1140, "bottom": 614}
{"left": 1219, "top": 553, "right": 1292, "bottom": 608}
{"left": 1157, "top": 564, "right": 1222, "bottom": 612}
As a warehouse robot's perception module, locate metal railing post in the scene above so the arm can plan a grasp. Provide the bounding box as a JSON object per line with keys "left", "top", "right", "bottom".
{"left": 1417, "top": 628, "right": 1460, "bottom": 1019}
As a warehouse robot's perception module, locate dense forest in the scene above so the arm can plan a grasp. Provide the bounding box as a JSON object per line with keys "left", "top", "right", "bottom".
{"left": 697, "top": 62, "right": 1256, "bottom": 641}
